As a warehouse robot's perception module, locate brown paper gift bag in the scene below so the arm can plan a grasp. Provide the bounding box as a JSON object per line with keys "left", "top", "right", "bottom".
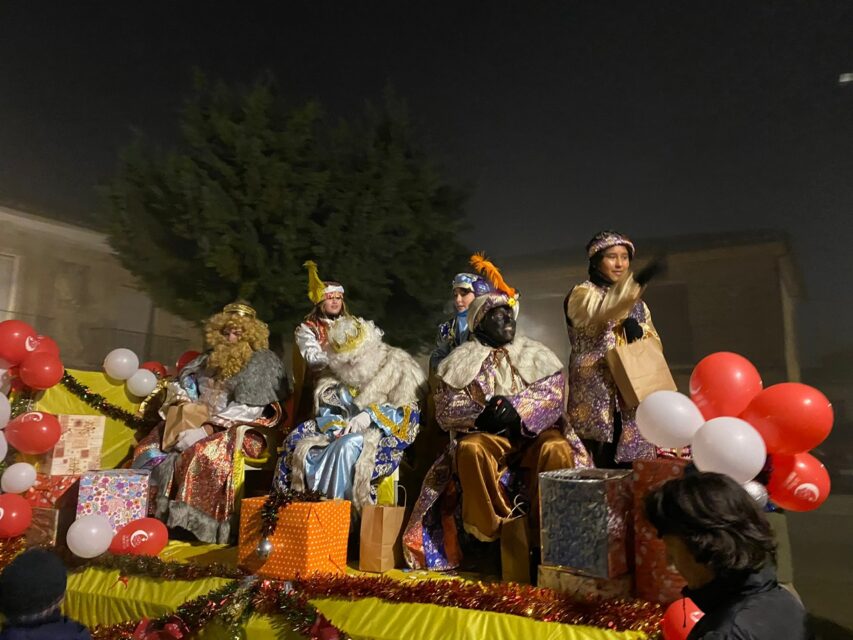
{"left": 359, "top": 487, "right": 406, "bottom": 573}
{"left": 605, "top": 338, "right": 677, "bottom": 408}
{"left": 501, "top": 501, "right": 532, "bottom": 584}
{"left": 162, "top": 403, "right": 210, "bottom": 451}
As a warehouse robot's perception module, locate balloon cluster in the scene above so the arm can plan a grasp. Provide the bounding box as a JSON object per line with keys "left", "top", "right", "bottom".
{"left": 0, "top": 319, "right": 65, "bottom": 393}
{"left": 637, "top": 352, "right": 832, "bottom": 512}
{"left": 103, "top": 348, "right": 201, "bottom": 399}
{"left": 66, "top": 515, "right": 169, "bottom": 559}
{"left": 0, "top": 322, "right": 67, "bottom": 540}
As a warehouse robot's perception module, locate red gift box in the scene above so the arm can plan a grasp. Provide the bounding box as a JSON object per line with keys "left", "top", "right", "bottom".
{"left": 632, "top": 458, "right": 689, "bottom": 604}
{"left": 23, "top": 474, "right": 80, "bottom": 509}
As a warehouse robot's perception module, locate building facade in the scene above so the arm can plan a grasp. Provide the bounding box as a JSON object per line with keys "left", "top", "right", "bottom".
{"left": 0, "top": 205, "right": 200, "bottom": 370}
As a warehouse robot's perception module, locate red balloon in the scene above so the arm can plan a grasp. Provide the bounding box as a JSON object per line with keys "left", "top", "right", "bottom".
{"left": 740, "top": 383, "right": 833, "bottom": 454}
{"left": 109, "top": 517, "right": 169, "bottom": 556}
{"left": 0, "top": 493, "right": 33, "bottom": 538}
{"left": 662, "top": 597, "right": 704, "bottom": 640}
{"left": 4, "top": 411, "right": 62, "bottom": 455}
{"left": 141, "top": 361, "right": 168, "bottom": 379}
{"left": 767, "top": 452, "right": 831, "bottom": 512}
{"left": 176, "top": 350, "right": 201, "bottom": 373}
{"left": 18, "top": 352, "right": 65, "bottom": 390}
{"left": 30, "top": 335, "right": 60, "bottom": 358}
{"left": 0, "top": 320, "right": 38, "bottom": 366}
{"left": 689, "top": 352, "right": 763, "bottom": 420}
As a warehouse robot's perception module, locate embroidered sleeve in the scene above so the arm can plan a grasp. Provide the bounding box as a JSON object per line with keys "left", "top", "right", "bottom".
{"left": 505, "top": 371, "right": 565, "bottom": 437}
{"left": 434, "top": 379, "right": 486, "bottom": 432}
{"left": 567, "top": 275, "right": 643, "bottom": 328}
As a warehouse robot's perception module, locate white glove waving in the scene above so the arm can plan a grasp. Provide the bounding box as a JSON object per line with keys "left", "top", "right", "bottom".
{"left": 176, "top": 427, "right": 209, "bottom": 452}
{"left": 341, "top": 411, "right": 372, "bottom": 436}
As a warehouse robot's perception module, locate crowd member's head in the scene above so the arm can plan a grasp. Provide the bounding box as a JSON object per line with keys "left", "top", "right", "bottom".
{"left": 645, "top": 472, "right": 777, "bottom": 588}
{"left": 586, "top": 230, "right": 635, "bottom": 285}
{"left": 0, "top": 549, "right": 68, "bottom": 624}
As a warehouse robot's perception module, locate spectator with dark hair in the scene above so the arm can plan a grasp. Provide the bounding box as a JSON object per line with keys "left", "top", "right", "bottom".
{"left": 645, "top": 472, "right": 808, "bottom": 639}
{"left": 0, "top": 549, "right": 91, "bottom": 639}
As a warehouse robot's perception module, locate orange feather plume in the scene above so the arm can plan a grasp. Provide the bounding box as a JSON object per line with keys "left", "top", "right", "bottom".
{"left": 470, "top": 252, "right": 517, "bottom": 298}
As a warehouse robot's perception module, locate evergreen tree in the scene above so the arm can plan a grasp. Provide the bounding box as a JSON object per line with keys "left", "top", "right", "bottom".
{"left": 103, "top": 75, "right": 468, "bottom": 351}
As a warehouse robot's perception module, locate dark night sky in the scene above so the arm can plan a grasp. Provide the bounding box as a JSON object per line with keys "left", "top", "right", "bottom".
{"left": 1, "top": 2, "right": 852, "bottom": 364}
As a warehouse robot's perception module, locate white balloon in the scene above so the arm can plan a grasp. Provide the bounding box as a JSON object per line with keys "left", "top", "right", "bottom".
{"left": 0, "top": 462, "right": 37, "bottom": 493}
{"left": 0, "top": 394, "right": 9, "bottom": 430}
{"left": 103, "top": 348, "right": 139, "bottom": 381}
{"left": 743, "top": 480, "right": 769, "bottom": 508}
{"left": 0, "top": 357, "right": 11, "bottom": 396}
{"left": 0, "top": 431, "right": 7, "bottom": 460}
{"left": 636, "top": 390, "right": 705, "bottom": 449}
{"left": 126, "top": 369, "right": 158, "bottom": 398}
{"left": 66, "top": 515, "right": 114, "bottom": 558}
{"left": 692, "top": 417, "right": 767, "bottom": 483}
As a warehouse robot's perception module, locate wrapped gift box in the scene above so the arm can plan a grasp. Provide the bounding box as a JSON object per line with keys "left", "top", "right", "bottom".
{"left": 540, "top": 468, "right": 633, "bottom": 578}
{"left": 40, "top": 415, "right": 105, "bottom": 475}
{"left": 24, "top": 474, "right": 80, "bottom": 509}
{"left": 237, "top": 496, "right": 350, "bottom": 580}
{"left": 26, "top": 505, "right": 78, "bottom": 548}
{"left": 76, "top": 470, "right": 151, "bottom": 533}
{"left": 538, "top": 564, "right": 633, "bottom": 600}
{"left": 632, "top": 458, "right": 689, "bottom": 604}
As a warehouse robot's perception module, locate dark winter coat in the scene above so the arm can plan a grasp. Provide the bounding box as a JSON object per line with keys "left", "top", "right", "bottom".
{"left": 0, "top": 615, "right": 91, "bottom": 640}
{"left": 685, "top": 565, "right": 809, "bottom": 639}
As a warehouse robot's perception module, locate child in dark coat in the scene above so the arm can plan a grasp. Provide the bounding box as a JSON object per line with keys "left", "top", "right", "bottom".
{"left": 0, "top": 549, "right": 91, "bottom": 640}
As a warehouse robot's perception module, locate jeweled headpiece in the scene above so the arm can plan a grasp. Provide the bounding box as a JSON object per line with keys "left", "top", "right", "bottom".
{"left": 304, "top": 261, "right": 345, "bottom": 305}
{"left": 452, "top": 273, "right": 491, "bottom": 297}
{"left": 466, "top": 253, "right": 520, "bottom": 330}
{"left": 586, "top": 232, "right": 635, "bottom": 259}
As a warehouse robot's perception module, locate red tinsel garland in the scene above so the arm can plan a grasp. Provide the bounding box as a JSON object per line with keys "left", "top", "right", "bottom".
{"left": 0, "top": 537, "right": 662, "bottom": 638}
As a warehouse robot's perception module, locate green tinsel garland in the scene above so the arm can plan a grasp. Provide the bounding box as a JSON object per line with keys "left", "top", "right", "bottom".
{"left": 59, "top": 371, "right": 158, "bottom": 430}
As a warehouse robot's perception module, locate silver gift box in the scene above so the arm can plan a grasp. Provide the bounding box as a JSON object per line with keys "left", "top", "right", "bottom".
{"left": 539, "top": 468, "right": 633, "bottom": 578}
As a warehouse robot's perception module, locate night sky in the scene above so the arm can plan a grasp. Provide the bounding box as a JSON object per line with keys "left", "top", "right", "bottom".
{"left": 2, "top": 2, "right": 852, "bottom": 364}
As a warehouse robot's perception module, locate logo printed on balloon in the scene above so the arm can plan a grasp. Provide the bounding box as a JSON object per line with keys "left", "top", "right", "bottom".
{"left": 793, "top": 482, "right": 820, "bottom": 503}
{"left": 19, "top": 411, "right": 44, "bottom": 423}
{"left": 130, "top": 530, "right": 151, "bottom": 548}
{"left": 24, "top": 336, "right": 39, "bottom": 352}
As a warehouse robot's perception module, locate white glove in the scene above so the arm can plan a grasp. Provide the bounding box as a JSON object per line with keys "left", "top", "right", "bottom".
{"left": 341, "top": 411, "right": 372, "bottom": 436}
{"left": 176, "top": 427, "right": 209, "bottom": 452}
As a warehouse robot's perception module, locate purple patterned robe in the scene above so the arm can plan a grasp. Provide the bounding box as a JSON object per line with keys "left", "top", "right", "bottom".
{"left": 566, "top": 279, "right": 658, "bottom": 462}
{"left": 403, "top": 344, "right": 591, "bottom": 570}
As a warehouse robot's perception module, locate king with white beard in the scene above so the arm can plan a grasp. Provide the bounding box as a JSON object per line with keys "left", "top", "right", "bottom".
{"left": 275, "top": 316, "right": 426, "bottom": 511}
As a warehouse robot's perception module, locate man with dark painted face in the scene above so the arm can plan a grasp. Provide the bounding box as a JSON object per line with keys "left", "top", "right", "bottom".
{"left": 404, "top": 255, "right": 592, "bottom": 571}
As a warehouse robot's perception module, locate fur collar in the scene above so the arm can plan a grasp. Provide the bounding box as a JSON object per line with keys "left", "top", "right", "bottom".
{"left": 437, "top": 335, "right": 563, "bottom": 389}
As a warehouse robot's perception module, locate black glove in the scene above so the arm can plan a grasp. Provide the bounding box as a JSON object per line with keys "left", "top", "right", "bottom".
{"left": 634, "top": 256, "right": 667, "bottom": 286}
{"left": 623, "top": 317, "right": 644, "bottom": 343}
{"left": 475, "top": 396, "right": 522, "bottom": 437}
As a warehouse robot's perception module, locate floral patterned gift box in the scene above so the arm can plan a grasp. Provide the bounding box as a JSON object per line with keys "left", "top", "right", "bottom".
{"left": 75, "top": 469, "right": 151, "bottom": 533}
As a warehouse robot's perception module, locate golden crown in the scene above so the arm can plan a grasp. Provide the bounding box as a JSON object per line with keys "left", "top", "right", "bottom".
{"left": 329, "top": 318, "right": 368, "bottom": 353}
{"left": 223, "top": 302, "right": 257, "bottom": 319}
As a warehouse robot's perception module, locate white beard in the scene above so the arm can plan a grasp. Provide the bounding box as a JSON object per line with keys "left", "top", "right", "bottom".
{"left": 325, "top": 318, "right": 427, "bottom": 408}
